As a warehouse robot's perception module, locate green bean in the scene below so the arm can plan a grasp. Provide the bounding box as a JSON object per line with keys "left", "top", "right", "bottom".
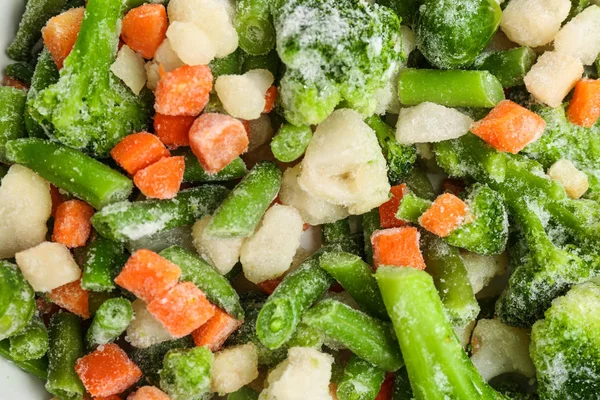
{"left": 362, "top": 208, "right": 381, "bottom": 265}
{"left": 5, "top": 62, "right": 35, "bottom": 85}
{"left": 242, "top": 49, "right": 281, "bottom": 77}
{"left": 7, "top": 0, "right": 68, "bottom": 61}
{"left": 228, "top": 386, "right": 260, "bottom": 400}
{"left": 81, "top": 236, "right": 126, "bottom": 292}
{"left": 46, "top": 312, "right": 85, "bottom": 400}
{"left": 9, "top": 317, "right": 49, "bottom": 361}
{"left": 337, "top": 355, "right": 386, "bottom": 400}
{"left": 395, "top": 192, "right": 432, "bottom": 224}
{"left": 398, "top": 68, "right": 505, "bottom": 108}
{"left": 392, "top": 367, "right": 413, "bottom": 399}
{"left": 25, "top": 49, "right": 60, "bottom": 138}
{"left": 209, "top": 48, "right": 244, "bottom": 79}
{"left": 235, "top": 0, "right": 275, "bottom": 55}
{"left": 88, "top": 291, "right": 115, "bottom": 316}
{"left": 0, "top": 261, "right": 36, "bottom": 341}
{"left": 0, "top": 87, "right": 27, "bottom": 162}
{"left": 160, "top": 347, "right": 213, "bottom": 400}
{"left": 126, "top": 225, "right": 195, "bottom": 254}
{"left": 0, "top": 340, "right": 48, "bottom": 380}
{"left": 128, "top": 337, "right": 194, "bottom": 386}
{"left": 206, "top": 161, "right": 281, "bottom": 238}
{"left": 319, "top": 252, "right": 388, "bottom": 321}
{"left": 472, "top": 47, "right": 537, "bottom": 88}
{"left": 160, "top": 246, "right": 244, "bottom": 320}
{"left": 91, "top": 185, "right": 229, "bottom": 242}
{"left": 321, "top": 218, "right": 351, "bottom": 245}
{"left": 174, "top": 148, "right": 247, "bottom": 183}
{"left": 6, "top": 138, "right": 133, "bottom": 209}
{"left": 377, "top": 0, "right": 420, "bottom": 26}
{"left": 403, "top": 168, "right": 436, "bottom": 200}
{"left": 270, "top": 124, "right": 313, "bottom": 162}
{"left": 86, "top": 298, "right": 134, "bottom": 348}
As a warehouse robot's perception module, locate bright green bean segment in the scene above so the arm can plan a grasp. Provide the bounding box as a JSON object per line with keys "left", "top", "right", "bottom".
{"left": 235, "top": 0, "right": 276, "bottom": 55}
{"left": 0, "top": 87, "right": 27, "bottom": 162}
{"left": 160, "top": 347, "right": 213, "bottom": 400}
{"left": 0, "top": 261, "right": 36, "bottom": 341}
{"left": 81, "top": 236, "right": 126, "bottom": 292}
{"left": 337, "top": 355, "right": 386, "bottom": 400}
{"left": 9, "top": 317, "right": 49, "bottom": 361}
{"left": 86, "top": 298, "right": 134, "bottom": 348}
{"left": 271, "top": 124, "right": 313, "bottom": 162}
{"left": 175, "top": 148, "right": 247, "bottom": 183}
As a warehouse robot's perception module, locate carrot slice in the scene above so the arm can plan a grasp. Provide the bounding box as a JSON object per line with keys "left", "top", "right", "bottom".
{"left": 470, "top": 99, "right": 546, "bottom": 154}
{"left": 47, "top": 279, "right": 90, "bottom": 319}
{"left": 133, "top": 156, "right": 185, "bottom": 200}
{"left": 374, "top": 373, "right": 394, "bottom": 400}
{"left": 263, "top": 86, "right": 277, "bottom": 113}
{"left": 147, "top": 282, "right": 216, "bottom": 338}
{"left": 567, "top": 79, "right": 600, "bottom": 128}
{"left": 52, "top": 199, "right": 95, "bottom": 247}
{"left": 115, "top": 249, "right": 181, "bottom": 303}
{"left": 42, "top": 7, "right": 85, "bottom": 69}
{"left": 154, "top": 65, "right": 213, "bottom": 116}
{"left": 50, "top": 185, "right": 65, "bottom": 218}
{"left": 75, "top": 343, "right": 142, "bottom": 398}
{"left": 110, "top": 132, "right": 170, "bottom": 175}
{"left": 154, "top": 113, "right": 195, "bottom": 148}
{"left": 191, "top": 307, "right": 242, "bottom": 351}
{"left": 189, "top": 113, "right": 249, "bottom": 174}
{"left": 378, "top": 184, "right": 407, "bottom": 229}
{"left": 121, "top": 4, "right": 168, "bottom": 59}
{"left": 371, "top": 227, "right": 425, "bottom": 269}
{"left": 127, "top": 386, "right": 170, "bottom": 400}
{"left": 419, "top": 193, "right": 468, "bottom": 238}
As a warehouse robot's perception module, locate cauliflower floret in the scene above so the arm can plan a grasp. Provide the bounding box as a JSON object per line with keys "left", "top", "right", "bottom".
{"left": 154, "top": 39, "right": 185, "bottom": 72}
{"left": 554, "top": 5, "right": 600, "bottom": 65}
{"left": 211, "top": 343, "right": 259, "bottom": 394}
{"left": 126, "top": 299, "right": 175, "bottom": 348}
{"left": 461, "top": 252, "right": 508, "bottom": 295}
{"left": 16, "top": 242, "right": 81, "bottom": 292}
{"left": 192, "top": 216, "right": 244, "bottom": 275}
{"left": 166, "top": 21, "right": 217, "bottom": 66}
{"left": 396, "top": 102, "right": 474, "bottom": 144}
{"left": 500, "top": 0, "right": 570, "bottom": 47}
{"left": 111, "top": 45, "right": 147, "bottom": 95}
{"left": 215, "top": 70, "right": 274, "bottom": 120}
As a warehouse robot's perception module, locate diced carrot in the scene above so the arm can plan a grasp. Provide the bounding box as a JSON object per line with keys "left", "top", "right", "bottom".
{"left": 257, "top": 277, "right": 282, "bottom": 295}
{"left": 379, "top": 184, "right": 407, "bottom": 229}
{"left": 75, "top": 343, "right": 142, "bottom": 398}
{"left": 47, "top": 279, "right": 90, "bottom": 319}
{"left": 374, "top": 373, "right": 394, "bottom": 400}
{"left": 42, "top": 7, "right": 85, "bottom": 69}
{"left": 147, "top": 282, "right": 216, "bottom": 338}
{"left": 470, "top": 100, "right": 546, "bottom": 154}
{"left": 567, "top": 79, "right": 600, "bottom": 128}
{"left": 442, "top": 178, "right": 466, "bottom": 196}
{"left": 95, "top": 396, "right": 122, "bottom": 400}
{"left": 371, "top": 227, "right": 425, "bottom": 269}
{"left": 2, "top": 76, "right": 27, "bottom": 89}
{"left": 263, "top": 86, "right": 277, "bottom": 113}
{"left": 127, "top": 386, "right": 170, "bottom": 400}
{"left": 154, "top": 113, "right": 195, "bottom": 148}
{"left": 189, "top": 113, "right": 249, "bottom": 174}
{"left": 121, "top": 4, "right": 168, "bottom": 59}
{"left": 110, "top": 132, "right": 170, "bottom": 175}
{"left": 52, "top": 199, "right": 95, "bottom": 247}
{"left": 114, "top": 249, "right": 181, "bottom": 303}
{"left": 155, "top": 65, "right": 213, "bottom": 116}
{"left": 50, "top": 185, "right": 65, "bottom": 218}
{"left": 133, "top": 156, "right": 185, "bottom": 200}
{"left": 191, "top": 307, "right": 242, "bottom": 351}
{"left": 419, "top": 193, "right": 468, "bottom": 238}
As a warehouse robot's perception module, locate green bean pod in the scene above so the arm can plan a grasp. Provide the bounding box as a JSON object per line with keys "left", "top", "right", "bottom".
{"left": 209, "top": 48, "right": 244, "bottom": 79}
{"left": 175, "top": 148, "right": 247, "bottom": 183}
{"left": 128, "top": 337, "right": 194, "bottom": 386}
{"left": 0, "top": 340, "right": 48, "bottom": 380}
{"left": 321, "top": 218, "right": 352, "bottom": 246}
{"left": 81, "top": 236, "right": 126, "bottom": 292}
{"left": 0, "top": 87, "right": 27, "bottom": 162}
{"left": 242, "top": 49, "right": 281, "bottom": 77}
{"left": 9, "top": 317, "right": 49, "bottom": 361}
{"left": 160, "top": 347, "right": 213, "bottom": 400}
{"left": 362, "top": 208, "right": 381, "bottom": 265}
{"left": 5, "top": 62, "right": 35, "bottom": 85}
{"left": 0, "top": 261, "right": 36, "bottom": 341}
{"left": 26, "top": 49, "right": 60, "bottom": 138}
{"left": 396, "top": 192, "right": 432, "bottom": 223}
{"left": 337, "top": 355, "right": 386, "bottom": 400}
{"left": 472, "top": 47, "right": 537, "bottom": 88}
{"left": 270, "top": 124, "right": 313, "bottom": 163}
{"left": 86, "top": 298, "right": 134, "bottom": 348}
{"left": 235, "top": 0, "right": 276, "bottom": 55}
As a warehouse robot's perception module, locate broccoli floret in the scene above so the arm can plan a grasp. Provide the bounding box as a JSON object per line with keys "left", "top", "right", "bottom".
{"left": 530, "top": 279, "right": 600, "bottom": 399}
{"left": 271, "top": 0, "right": 402, "bottom": 126}
{"left": 29, "top": 0, "right": 151, "bottom": 158}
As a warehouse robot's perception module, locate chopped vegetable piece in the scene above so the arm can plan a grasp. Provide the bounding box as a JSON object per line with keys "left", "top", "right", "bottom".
{"left": 418, "top": 193, "right": 468, "bottom": 238}
{"left": 86, "top": 298, "right": 134, "bottom": 348}
{"left": 126, "top": 300, "right": 176, "bottom": 349}
{"left": 0, "top": 87, "right": 27, "bottom": 162}
{"left": 160, "top": 346, "right": 213, "bottom": 400}
{"left": 270, "top": 124, "right": 313, "bottom": 163}
{"left": 209, "top": 48, "right": 244, "bottom": 79}
{"left": 472, "top": 47, "right": 537, "bottom": 88}
{"left": 111, "top": 45, "right": 148, "bottom": 95}
{"left": 52, "top": 199, "right": 95, "bottom": 248}
{"left": 176, "top": 148, "right": 247, "bottom": 183}
{"left": 192, "top": 216, "right": 244, "bottom": 275}
{"left": 6, "top": 62, "right": 35, "bottom": 86}
{"left": 81, "top": 236, "right": 126, "bottom": 292}
{"left": 547, "top": 159, "right": 590, "bottom": 199}
{"left": 166, "top": 21, "right": 218, "bottom": 66}
{"left": 154, "top": 114, "right": 195, "bottom": 148}
{"left": 121, "top": 4, "right": 168, "bottom": 59}
{"left": 16, "top": 241, "right": 81, "bottom": 292}
{"left": 0, "top": 339, "right": 48, "bottom": 380}
{"left": 379, "top": 184, "right": 407, "bottom": 229}
{"left": 553, "top": 5, "right": 600, "bottom": 65}
{"left": 111, "top": 132, "right": 171, "bottom": 176}
{"left": 41, "top": 7, "right": 84, "bottom": 69}
{"left": 47, "top": 280, "right": 90, "bottom": 319}
{"left": 128, "top": 386, "right": 171, "bottom": 400}
{"left": 134, "top": 156, "right": 185, "bottom": 200}
{"left": 371, "top": 227, "right": 425, "bottom": 269}
{"left": 567, "top": 78, "right": 600, "bottom": 128}
{"left": 395, "top": 103, "right": 474, "bottom": 144}
{"left": 336, "top": 355, "right": 386, "bottom": 400}
{"left": 211, "top": 343, "right": 259, "bottom": 395}
{"left": 0, "top": 261, "right": 36, "bottom": 341}
{"left": 9, "top": 317, "right": 48, "bottom": 361}
{"left": 235, "top": 0, "right": 275, "bottom": 55}
{"left": 500, "top": 0, "right": 570, "bottom": 47}
{"left": 25, "top": 48, "right": 60, "bottom": 138}
{"left": 192, "top": 307, "right": 242, "bottom": 351}
{"left": 155, "top": 65, "right": 213, "bottom": 116}
{"left": 215, "top": 69, "right": 274, "bottom": 120}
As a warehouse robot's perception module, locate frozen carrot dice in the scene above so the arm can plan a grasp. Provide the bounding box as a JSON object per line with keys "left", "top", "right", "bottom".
{"left": 52, "top": 199, "right": 95, "bottom": 247}
{"left": 419, "top": 193, "right": 468, "bottom": 238}
{"left": 121, "top": 4, "right": 168, "bottom": 59}
{"left": 263, "top": 86, "right": 277, "bottom": 113}
{"left": 127, "top": 386, "right": 170, "bottom": 400}
{"left": 378, "top": 184, "right": 407, "bottom": 229}
{"left": 47, "top": 279, "right": 90, "bottom": 319}
{"left": 154, "top": 113, "right": 195, "bottom": 148}
{"left": 371, "top": 227, "right": 425, "bottom": 269}
{"left": 110, "top": 132, "right": 170, "bottom": 175}
{"left": 42, "top": 7, "right": 85, "bottom": 69}
{"left": 133, "top": 156, "right": 185, "bottom": 200}
{"left": 96, "top": 396, "right": 122, "bottom": 400}
{"left": 154, "top": 65, "right": 213, "bottom": 116}
{"left": 567, "top": 79, "right": 600, "bottom": 128}
{"left": 192, "top": 307, "right": 242, "bottom": 351}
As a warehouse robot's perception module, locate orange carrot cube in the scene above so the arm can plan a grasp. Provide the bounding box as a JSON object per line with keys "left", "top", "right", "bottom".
{"left": 121, "top": 4, "right": 168, "bottom": 59}
{"left": 75, "top": 344, "right": 142, "bottom": 398}
{"left": 110, "top": 132, "right": 170, "bottom": 175}
{"left": 96, "top": 396, "right": 122, "bottom": 400}
{"left": 371, "top": 227, "right": 425, "bottom": 269}
{"left": 42, "top": 7, "right": 85, "bottom": 69}
{"left": 133, "top": 156, "right": 185, "bottom": 200}
{"left": 189, "top": 113, "right": 249, "bottom": 174}
{"left": 47, "top": 279, "right": 90, "bottom": 319}
{"left": 191, "top": 307, "right": 242, "bottom": 351}
{"left": 52, "top": 200, "right": 95, "bottom": 247}
{"left": 154, "top": 113, "right": 195, "bottom": 148}
{"left": 263, "top": 86, "right": 277, "bottom": 113}
{"left": 147, "top": 282, "right": 216, "bottom": 338}
{"left": 470, "top": 100, "right": 546, "bottom": 154}
{"left": 155, "top": 65, "right": 213, "bottom": 116}
{"left": 378, "top": 184, "right": 407, "bottom": 229}
{"left": 419, "top": 193, "right": 468, "bottom": 238}
{"left": 567, "top": 79, "right": 600, "bottom": 128}
{"left": 127, "top": 386, "right": 171, "bottom": 400}
{"left": 114, "top": 249, "right": 181, "bottom": 303}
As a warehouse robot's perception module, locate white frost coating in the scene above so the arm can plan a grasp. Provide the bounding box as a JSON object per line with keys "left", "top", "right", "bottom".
{"left": 211, "top": 343, "right": 259, "bottom": 394}
{"left": 470, "top": 319, "right": 536, "bottom": 381}
{"left": 215, "top": 70, "right": 275, "bottom": 120}
{"left": 248, "top": 114, "right": 275, "bottom": 152}
{"left": 192, "top": 216, "right": 243, "bottom": 275}
{"left": 500, "top": 0, "right": 570, "bottom": 47}
{"left": 240, "top": 204, "right": 304, "bottom": 284}
{"left": 166, "top": 21, "right": 218, "bottom": 66}
{"left": 126, "top": 299, "right": 175, "bottom": 348}
{"left": 15, "top": 242, "right": 81, "bottom": 292}
{"left": 298, "top": 109, "right": 390, "bottom": 215}
{"left": 111, "top": 45, "right": 147, "bottom": 95}
{"left": 524, "top": 51, "right": 583, "bottom": 108}
{"left": 554, "top": 5, "right": 600, "bottom": 65}
{"left": 454, "top": 320, "right": 476, "bottom": 349}
{"left": 154, "top": 39, "right": 185, "bottom": 72}
{"left": 0, "top": 165, "right": 51, "bottom": 259}
{"left": 396, "top": 102, "right": 474, "bottom": 144}
{"left": 547, "top": 159, "right": 589, "bottom": 199}
{"left": 259, "top": 347, "right": 334, "bottom": 400}
{"left": 461, "top": 252, "right": 508, "bottom": 294}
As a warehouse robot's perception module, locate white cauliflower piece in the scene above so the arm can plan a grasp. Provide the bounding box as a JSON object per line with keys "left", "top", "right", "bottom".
{"left": 215, "top": 70, "right": 274, "bottom": 120}
{"left": 211, "top": 343, "right": 259, "bottom": 394}
{"left": 126, "top": 299, "right": 175, "bottom": 348}
{"left": 145, "top": 61, "right": 160, "bottom": 91}
{"left": 192, "top": 216, "right": 243, "bottom": 275}
{"left": 547, "top": 159, "right": 590, "bottom": 199}
{"left": 15, "top": 242, "right": 81, "bottom": 292}
{"left": 461, "top": 252, "right": 508, "bottom": 295}
{"left": 396, "top": 102, "right": 474, "bottom": 144}
{"left": 166, "top": 21, "right": 217, "bottom": 66}
{"left": 554, "top": 5, "right": 600, "bottom": 65}
{"left": 454, "top": 319, "right": 476, "bottom": 349}
{"left": 154, "top": 39, "right": 185, "bottom": 72}
{"left": 111, "top": 45, "right": 147, "bottom": 95}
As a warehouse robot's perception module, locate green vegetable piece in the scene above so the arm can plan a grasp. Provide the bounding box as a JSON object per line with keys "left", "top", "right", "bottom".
{"left": 415, "top": 0, "right": 501, "bottom": 69}
{"left": 160, "top": 347, "right": 213, "bottom": 400}
{"left": 378, "top": 0, "right": 420, "bottom": 26}
{"left": 25, "top": 49, "right": 60, "bottom": 138}
{"left": 270, "top": 124, "right": 312, "bottom": 163}
{"left": 129, "top": 337, "right": 193, "bottom": 386}
{"left": 376, "top": 267, "right": 507, "bottom": 400}
{"left": 242, "top": 49, "right": 281, "bottom": 77}
{"left": 206, "top": 161, "right": 281, "bottom": 238}
{"left": 228, "top": 386, "right": 260, "bottom": 400}
{"left": 160, "top": 246, "right": 244, "bottom": 320}
{"left": 91, "top": 185, "right": 229, "bottom": 242}
{"left": 235, "top": 0, "right": 275, "bottom": 55}
{"left": 0, "top": 340, "right": 48, "bottom": 380}
{"left": 5, "top": 62, "right": 35, "bottom": 85}
{"left": 398, "top": 69, "right": 505, "bottom": 108}
{"left": 0, "top": 87, "right": 27, "bottom": 162}
{"left": 126, "top": 225, "right": 194, "bottom": 254}
{"left": 81, "top": 236, "right": 126, "bottom": 292}
{"left": 7, "top": 0, "right": 68, "bottom": 61}
{"left": 86, "top": 298, "right": 134, "bottom": 348}
{"left": 337, "top": 355, "right": 386, "bottom": 400}
{"left": 472, "top": 47, "right": 537, "bottom": 88}
{"left": 45, "top": 312, "right": 85, "bottom": 400}
{"left": 362, "top": 208, "right": 381, "bottom": 265}
{"left": 403, "top": 168, "right": 436, "bottom": 200}
{"left": 568, "top": 0, "right": 589, "bottom": 20}
{"left": 392, "top": 367, "right": 413, "bottom": 399}
{"left": 209, "top": 48, "right": 243, "bottom": 79}
{"left": 6, "top": 138, "right": 133, "bottom": 209}
{"left": 175, "top": 148, "right": 247, "bottom": 183}
{"left": 0, "top": 261, "right": 36, "bottom": 341}
{"left": 321, "top": 218, "right": 351, "bottom": 246}
{"left": 8, "top": 317, "right": 49, "bottom": 361}
{"left": 396, "top": 192, "right": 431, "bottom": 223}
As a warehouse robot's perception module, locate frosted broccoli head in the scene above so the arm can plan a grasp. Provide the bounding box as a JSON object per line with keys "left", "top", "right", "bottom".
{"left": 272, "top": 0, "right": 402, "bottom": 126}
{"left": 530, "top": 279, "right": 600, "bottom": 399}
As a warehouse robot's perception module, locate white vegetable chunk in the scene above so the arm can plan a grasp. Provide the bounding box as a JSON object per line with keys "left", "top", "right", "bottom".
{"left": 396, "top": 102, "right": 474, "bottom": 144}
{"left": 15, "top": 242, "right": 81, "bottom": 292}
{"left": 299, "top": 109, "right": 390, "bottom": 215}
{"left": 154, "top": 39, "right": 185, "bottom": 72}
{"left": 111, "top": 45, "right": 147, "bottom": 95}
{"left": 211, "top": 343, "right": 259, "bottom": 394}
{"left": 240, "top": 204, "right": 304, "bottom": 284}
{"left": 524, "top": 51, "right": 583, "bottom": 108}
{"left": 166, "top": 21, "right": 218, "bottom": 66}
{"left": 126, "top": 299, "right": 175, "bottom": 348}
{"left": 192, "top": 216, "right": 244, "bottom": 275}
{"left": 554, "top": 5, "right": 600, "bottom": 65}
{"left": 0, "top": 165, "right": 51, "bottom": 259}
{"left": 461, "top": 252, "right": 508, "bottom": 295}
{"left": 547, "top": 159, "right": 590, "bottom": 199}
{"left": 470, "top": 319, "right": 536, "bottom": 381}
{"left": 500, "top": 0, "right": 571, "bottom": 47}
{"left": 215, "top": 70, "right": 274, "bottom": 120}
{"left": 454, "top": 319, "right": 476, "bottom": 349}
{"left": 145, "top": 61, "right": 160, "bottom": 91}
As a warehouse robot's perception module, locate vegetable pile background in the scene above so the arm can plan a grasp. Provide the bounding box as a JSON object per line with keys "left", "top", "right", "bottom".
{"left": 0, "top": 0, "right": 599, "bottom": 398}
